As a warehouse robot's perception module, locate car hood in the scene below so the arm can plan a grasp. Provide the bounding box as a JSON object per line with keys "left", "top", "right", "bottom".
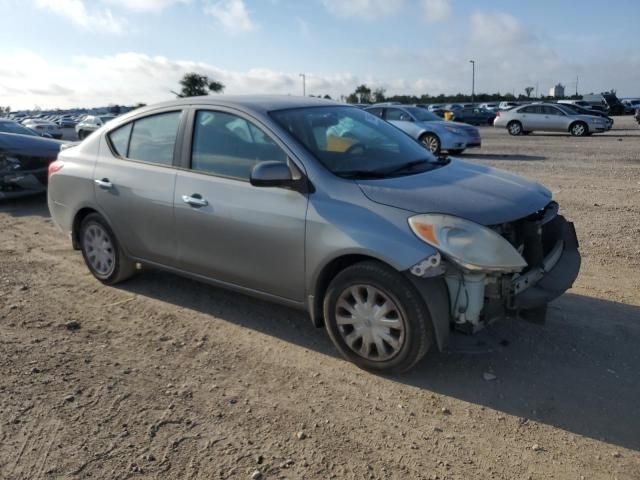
{"left": 356, "top": 159, "right": 552, "bottom": 225}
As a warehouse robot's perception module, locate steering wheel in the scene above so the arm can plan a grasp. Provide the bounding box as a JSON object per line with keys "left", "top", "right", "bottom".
{"left": 345, "top": 143, "right": 366, "bottom": 155}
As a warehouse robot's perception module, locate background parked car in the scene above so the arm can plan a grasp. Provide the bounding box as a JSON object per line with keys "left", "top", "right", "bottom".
{"left": 556, "top": 103, "right": 613, "bottom": 129}
{"left": 494, "top": 103, "right": 609, "bottom": 136}
{"left": 499, "top": 101, "right": 519, "bottom": 110}
{"left": 582, "top": 92, "right": 626, "bottom": 116}
{"left": 75, "top": 115, "right": 117, "bottom": 140}
{"left": 622, "top": 99, "right": 640, "bottom": 114}
{"left": 450, "top": 107, "right": 497, "bottom": 126}
{"left": 365, "top": 105, "right": 481, "bottom": 155}
{"left": 479, "top": 103, "right": 500, "bottom": 112}
{"left": 0, "top": 119, "right": 55, "bottom": 138}
{"left": 1, "top": 131, "right": 64, "bottom": 199}
{"left": 22, "top": 119, "right": 63, "bottom": 139}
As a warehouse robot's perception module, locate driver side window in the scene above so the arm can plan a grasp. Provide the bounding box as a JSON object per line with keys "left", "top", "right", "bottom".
{"left": 191, "top": 110, "right": 288, "bottom": 180}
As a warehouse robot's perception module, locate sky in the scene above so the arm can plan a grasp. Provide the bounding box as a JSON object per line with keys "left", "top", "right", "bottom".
{"left": 0, "top": 0, "right": 639, "bottom": 110}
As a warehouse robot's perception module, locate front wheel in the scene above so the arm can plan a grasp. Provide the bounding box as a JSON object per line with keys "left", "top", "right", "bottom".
{"left": 420, "top": 133, "right": 441, "bottom": 155}
{"left": 323, "top": 261, "right": 434, "bottom": 373}
{"left": 79, "top": 213, "right": 136, "bottom": 285}
{"left": 570, "top": 122, "right": 588, "bottom": 137}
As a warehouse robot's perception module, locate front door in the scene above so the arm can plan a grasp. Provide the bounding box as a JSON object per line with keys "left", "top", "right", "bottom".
{"left": 173, "top": 109, "right": 307, "bottom": 302}
{"left": 93, "top": 110, "right": 183, "bottom": 266}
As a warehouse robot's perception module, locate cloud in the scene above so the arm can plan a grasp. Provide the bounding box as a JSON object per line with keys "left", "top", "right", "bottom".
{"left": 421, "top": 0, "right": 451, "bottom": 23}
{"left": 34, "top": 0, "right": 126, "bottom": 34}
{"left": 102, "top": 0, "right": 190, "bottom": 11}
{"left": 0, "top": 51, "right": 360, "bottom": 109}
{"left": 322, "top": 0, "right": 405, "bottom": 20}
{"left": 204, "top": 0, "right": 254, "bottom": 33}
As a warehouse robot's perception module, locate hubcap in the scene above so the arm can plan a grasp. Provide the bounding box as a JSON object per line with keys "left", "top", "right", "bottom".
{"left": 335, "top": 285, "right": 406, "bottom": 362}
{"left": 509, "top": 123, "right": 521, "bottom": 134}
{"left": 422, "top": 135, "right": 439, "bottom": 153}
{"left": 573, "top": 124, "right": 585, "bottom": 135}
{"left": 83, "top": 223, "right": 115, "bottom": 276}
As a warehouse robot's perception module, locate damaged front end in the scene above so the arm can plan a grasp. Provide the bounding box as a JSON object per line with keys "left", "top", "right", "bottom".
{"left": 0, "top": 153, "right": 52, "bottom": 199}
{"left": 409, "top": 202, "right": 581, "bottom": 334}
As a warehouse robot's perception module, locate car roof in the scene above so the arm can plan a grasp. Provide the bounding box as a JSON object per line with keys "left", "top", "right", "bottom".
{"left": 132, "top": 95, "right": 339, "bottom": 117}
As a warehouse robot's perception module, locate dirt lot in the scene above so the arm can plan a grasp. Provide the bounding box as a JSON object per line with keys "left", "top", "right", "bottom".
{"left": 1, "top": 116, "right": 640, "bottom": 480}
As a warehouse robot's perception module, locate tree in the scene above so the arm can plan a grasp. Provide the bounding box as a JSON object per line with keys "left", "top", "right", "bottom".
{"left": 323, "top": 94, "right": 332, "bottom": 100}
{"left": 345, "top": 93, "right": 359, "bottom": 104}
{"left": 354, "top": 84, "right": 372, "bottom": 103}
{"left": 372, "top": 87, "right": 386, "bottom": 103}
{"left": 524, "top": 86, "right": 534, "bottom": 98}
{"left": 178, "top": 72, "right": 225, "bottom": 97}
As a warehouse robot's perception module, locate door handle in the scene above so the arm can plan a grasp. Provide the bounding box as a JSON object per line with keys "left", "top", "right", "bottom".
{"left": 182, "top": 194, "right": 208, "bottom": 207}
{"left": 95, "top": 178, "right": 113, "bottom": 189}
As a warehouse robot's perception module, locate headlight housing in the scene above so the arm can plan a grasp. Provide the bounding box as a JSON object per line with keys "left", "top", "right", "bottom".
{"left": 408, "top": 214, "right": 527, "bottom": 272}
{"left": 444, "top": 126, "right": 464, "bottom": 135}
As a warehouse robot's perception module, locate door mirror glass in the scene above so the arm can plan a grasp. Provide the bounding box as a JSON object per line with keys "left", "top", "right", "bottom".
{"left": 250, "top": 161, "right": 293, "bottom": 187}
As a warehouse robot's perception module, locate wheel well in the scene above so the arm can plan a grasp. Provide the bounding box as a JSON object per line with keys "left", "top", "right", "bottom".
{"left": 71, "top": 207, "right": 98, "bottom": 249}
{"left": 311, "top": 254, "right": 386, "bottom": 327}
{"left": 419, "top": 131, "right": 438, "bottom": 141}
{"left": 569, "top": 120, "right": 588, "bottom": 132}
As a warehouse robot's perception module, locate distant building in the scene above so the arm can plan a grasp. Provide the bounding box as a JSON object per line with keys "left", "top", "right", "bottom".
{"left": 549, "top": 83, "right": 565, "bottom": 98}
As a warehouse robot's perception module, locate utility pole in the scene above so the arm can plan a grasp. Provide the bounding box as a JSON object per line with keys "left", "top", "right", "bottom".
{"left": 469, "top": 60, "right": 475, "bottom": 104}
{"left": 575, "top": 76, "right": 579, "bottom": 97}
{"left": 299, "top": 73, "right": 306, "bottom": 97}
{"left": 535, "top": 82, "right": 539, "bottom": 99}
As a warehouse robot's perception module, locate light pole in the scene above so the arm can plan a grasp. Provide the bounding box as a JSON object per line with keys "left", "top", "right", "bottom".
{"left": 469, "top": 60, "right": 475, "bottom": 104}
{"left": 299, "top": 73, "right": 306, "bottom": 97}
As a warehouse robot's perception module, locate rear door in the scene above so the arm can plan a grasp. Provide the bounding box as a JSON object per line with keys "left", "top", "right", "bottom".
{"left": 93, "top": 109, "right": 184, "bottom": 266}
{"left": 518, "top": 105, "right": 544, "bottom": 130}
{"left": 172, "top": 108, "right": 307, "bottom": 302}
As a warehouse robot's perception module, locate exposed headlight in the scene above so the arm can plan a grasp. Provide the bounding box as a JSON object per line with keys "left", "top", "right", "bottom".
{"left": 408, "top": 214, "right": 527, "bottom": 272}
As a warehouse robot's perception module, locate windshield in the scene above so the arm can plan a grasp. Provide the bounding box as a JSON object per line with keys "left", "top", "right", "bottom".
{"left": 270, "top": 106, "right": 439, "bottom": 178}
{"left": 0, "top": 121, "right": 38, "bottom": 136}
{"left": 403, "top": 107, "right": 441, "bottom": 122}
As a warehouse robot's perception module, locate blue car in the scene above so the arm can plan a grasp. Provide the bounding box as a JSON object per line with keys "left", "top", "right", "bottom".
{"left": 365, "top": 105, "right": 481, "bottom": 155}
{"left": 48, "top": 97, "right": 580, "bottom": 373}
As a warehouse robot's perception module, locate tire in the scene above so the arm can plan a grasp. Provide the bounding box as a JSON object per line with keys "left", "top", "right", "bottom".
{"left": 507, "top": 121, "right": 523, "bottom": 136}
{"left": 79, "top": 213, "right": 136, "bottom": 285}
{"left": 420, "top": 133, "right": 441, "bottom": 155}
{"left": 448, "top": 149, "right": 465, "bottom": 155}
{"left": 323, "top": 261, "right": 434, "bottom": 373}
{"left": 77, "top": 130, "right": 85, "bottom": 140}
{"left": 570, "top": 121, "right": 588, "bottom": 137}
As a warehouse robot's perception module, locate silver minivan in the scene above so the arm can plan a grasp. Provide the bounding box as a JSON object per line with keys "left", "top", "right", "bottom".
{"left": 48, "top": 96, "right": 581, "bottom": 373}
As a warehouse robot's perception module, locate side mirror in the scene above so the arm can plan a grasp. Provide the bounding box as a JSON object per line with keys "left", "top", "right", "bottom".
{"left": 250, "top": 161, "right": 293, "bottom": 187}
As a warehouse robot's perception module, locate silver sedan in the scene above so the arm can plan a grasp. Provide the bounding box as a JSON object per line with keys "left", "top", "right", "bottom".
{"left": 494, "top": 103, "right": 609, "bottom": 136}
{"left": 365, "top": 105, "right": 481, "bottom": 155}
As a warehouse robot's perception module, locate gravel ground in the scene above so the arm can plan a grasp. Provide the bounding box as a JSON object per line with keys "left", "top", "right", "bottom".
{"left": 1, "top": 116, "right": 639, "bottom": 479}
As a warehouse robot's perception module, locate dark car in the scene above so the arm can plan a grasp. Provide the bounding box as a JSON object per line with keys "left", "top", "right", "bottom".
{"left": 451, "top": 107, "right": 497, "bottom": 126}
{"left": 635, "top": 108, "right": 640, "bottom": 125}
{"left": 0, "top": 119, "right": 55, "bottom": 139}
{"left": 556, "top": 103, "right": 613, "bottom": 129}
{"left": 582, "top": 93, "right": 626, "bottom": 116}
{"left": 0, "top": 132, "right": 64, "bottom": 199}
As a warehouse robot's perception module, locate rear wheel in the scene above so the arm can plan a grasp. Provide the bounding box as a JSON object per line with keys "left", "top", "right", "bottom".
{"left": 420, "top": 133, "right": 441, "bottom": 155}
{"left": 323, "top": 261, "right": 434, "bottom": 373}
{"left": 570, "top": 121, "right": 588, "bottom": 137}
{"left": 507, "top": 121, "right": 523, "bottom": 136}
{"left": 79, "top": 213, "right": 136, "bottom": 285}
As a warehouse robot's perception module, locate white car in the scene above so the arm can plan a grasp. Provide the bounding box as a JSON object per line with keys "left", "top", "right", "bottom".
{"left": 498, "top": 101, "right": 519, "bottom": 111}
{"left": 75, "top": 115, "right": 117, "bottom": 140}
{"left": 22, "top": 119, "right": 63, "bottom": 139}
{"left": 479, "top": 103, "right": 500, "bottom": 112}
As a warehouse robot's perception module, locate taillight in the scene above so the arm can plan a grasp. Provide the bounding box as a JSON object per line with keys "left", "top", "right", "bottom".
{"left": 48, "top": 159, "right": 64, "bottom": 181}
{"left": 496, "top": 111, "right": 501, "bottom": 117}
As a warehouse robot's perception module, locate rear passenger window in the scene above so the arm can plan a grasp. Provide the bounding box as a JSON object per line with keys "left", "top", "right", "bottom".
{"left": 108, "top": 123, "right": 132, "bottom": 157}
{"left": 191, "top": 111, "right": 287, "bottom": 180}
{"left": 128, "top": 112, "right": 182, "bottom": 166}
